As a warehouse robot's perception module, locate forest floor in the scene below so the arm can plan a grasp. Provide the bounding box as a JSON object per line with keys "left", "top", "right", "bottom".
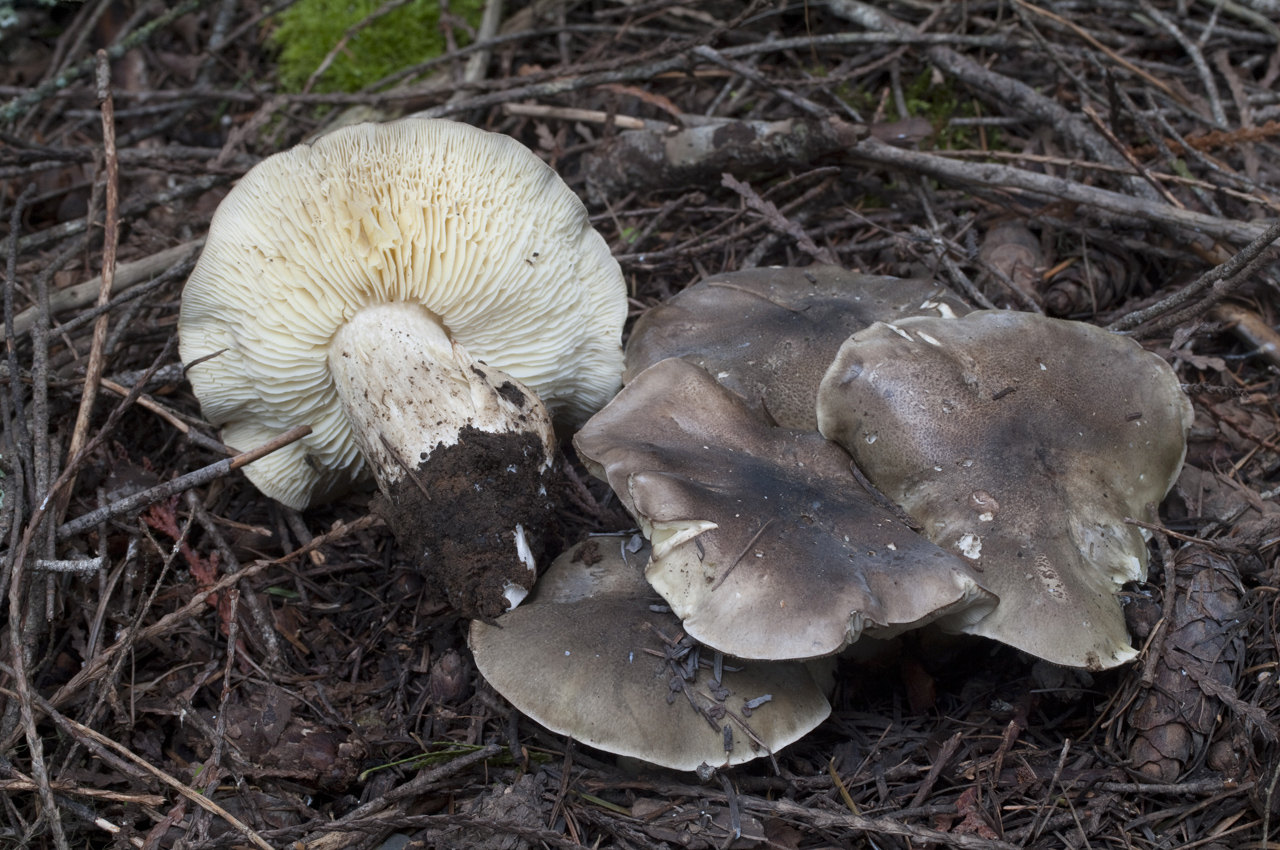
{"left": 3, "top": 0, "right": 1280, "bottom": 848}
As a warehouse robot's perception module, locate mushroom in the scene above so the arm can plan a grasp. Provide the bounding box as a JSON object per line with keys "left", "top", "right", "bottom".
{"left": 625, "top": 265, "right": 968, "bottom": 429}
{"left": 179, "top": 119, "right": 627, "bottom": 618}
{"left": 470, "top": 538, "right": 831, "bottom": 771}
{"left": 816, "top": 310, "right": 1193, "bottom": 670}
{"left": 573, "top": 357, "right": 995, "bottom": 662}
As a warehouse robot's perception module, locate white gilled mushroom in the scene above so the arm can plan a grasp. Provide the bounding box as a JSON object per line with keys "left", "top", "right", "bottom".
{"left": 624, "top": 265, "right": 969, "bottom": 429}
{"left": 573, "top": 358, "right": 995, "bottom": 662}
{"left": 470, "top": 538, "right": 831, "bottom": 771}
{"left": 816, "top": 311, "right": 1193, "bottom": 670}
{"left": 179, "top": 119, "right": 627, "bottom": 618}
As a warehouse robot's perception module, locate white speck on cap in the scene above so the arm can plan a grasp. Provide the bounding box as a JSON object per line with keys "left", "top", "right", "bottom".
{"left": 957, "top": 533, "right": 982, "bottom": 560}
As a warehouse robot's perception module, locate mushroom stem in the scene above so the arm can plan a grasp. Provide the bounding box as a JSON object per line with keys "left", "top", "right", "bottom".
{"left": 327, "top": 302, "right": 560, "bottom": 619}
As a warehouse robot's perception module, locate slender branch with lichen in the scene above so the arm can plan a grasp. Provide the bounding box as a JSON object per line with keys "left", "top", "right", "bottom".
{"left": 0, "top": 0, "right": 211, "bottom": 125}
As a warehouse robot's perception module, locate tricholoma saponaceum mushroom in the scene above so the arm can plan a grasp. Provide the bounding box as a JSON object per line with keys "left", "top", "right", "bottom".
{"left": 573, "top": 357, "right": 996, "bottom": 663}
{"left": 471, "top": 538, "right": 831, "bottom": 772}
{"left": 817, "top": 310, "right": 1193, "bottom": 670}
{"left": 624, "top": 265, "right": 969, "bottom": 430}
{"left": 180, "top": 118, "right": 627, "bottom": 619}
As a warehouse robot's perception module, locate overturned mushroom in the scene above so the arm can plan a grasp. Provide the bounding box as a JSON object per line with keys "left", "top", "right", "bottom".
{"left": 817, "top": 311, "right": 1193, "bottom": 670}
{"left": 471, "top": 538, "right": 831, "bottom": 771}
{"left": 625, "top": 265, "right": 968, "bottom": 429}
{"left": 180, "top": 119, "right": 627, "bottom": 618}
{"left": 574, "top": 358, "right": 994, "bottom": 662}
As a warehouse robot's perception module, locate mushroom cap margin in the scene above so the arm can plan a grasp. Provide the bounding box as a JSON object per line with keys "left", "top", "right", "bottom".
{"left": 470, "top": 539, "right": 832, "bottom": 772}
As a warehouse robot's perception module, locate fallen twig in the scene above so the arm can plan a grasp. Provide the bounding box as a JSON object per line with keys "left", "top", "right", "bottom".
{"left": 15, "top": 174, "right": 225, "bottom": 254}
{"left": 503, "top": 101, "right": 667, "bottom": 131}
{"left": 751, "top": 795, "right": 1018, "bottom": 849}
{"left": 1109, "top": 219, "right": 1280, "bottom": 336}
{"left": 0, "top": 680, "right": 272, "bottom": 850}
{"left": 56, "top": 424, "right": 311, "bottom": 540}
{"left": 1212, "top": 303, "right": 1280, "bottom": 369}
{"left": 8, "top": 241, "right": 202, "bottom": 339}
{"left": 59, "top": 51, "right": 121, "bottom": 527}
{"left": 583, "top": 116, "right": 865, "bottom": 202}
{"left": 0, "top": 0, "right": 212, "bottom": 124}
{"left": 842, "top": 137, "right": 1272, "bottom": 245}
{"left": 722, "top": 174, "right": 838, "bottom": 264}
{"left": 829, "top": 0, "right": 1160, "bottom": 201}
{"left": 13, "top": 512, "right": 381, "bottom": 746}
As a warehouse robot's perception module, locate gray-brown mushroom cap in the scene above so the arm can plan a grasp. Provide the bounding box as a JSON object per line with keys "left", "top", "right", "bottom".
{"left": 624, "top": 265, "right": 969, "bottom": 429}
{"left": 469, "top": 539, "right": 831, "bottom": 772}
{"left": 573, "top": 358, "right": 995, "bottom": 662}
{"left": 816, "top": 310, "right": 1193, "bottom": 670}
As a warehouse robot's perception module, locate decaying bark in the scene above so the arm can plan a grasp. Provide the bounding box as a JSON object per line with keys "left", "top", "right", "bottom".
{"left": 582, "top": 117, "right": 866, "bottom": 203}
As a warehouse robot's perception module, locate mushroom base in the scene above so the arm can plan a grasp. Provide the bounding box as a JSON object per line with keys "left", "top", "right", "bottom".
{"left": 374, "top": 425, "right": 562, "bottom": 621}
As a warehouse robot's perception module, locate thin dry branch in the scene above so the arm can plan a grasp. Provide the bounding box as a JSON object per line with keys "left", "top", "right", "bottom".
{"left": 842, "top": 137, "right": 1271, "bottom": 244}
{"left": 8, "top": 241, "right": 202, "bottom": 339}
{"left": 2, "top": 3, "right": 1279, "bottom": 847}
{"left": 58, "top": 51, "right": 120, "bottom": 526}
{"left": 721, "top": 174, "right": 838, "bottom": 264}
{"left": 1109, "top": 219, "right": 1280, "bottom": 335}
{"left": 56, "top": 424, "right": 311, "bottom": 540}
{"left": 6, "top": 512, "right": 382, "bottom": 756}
{"left": 0, "top": 0, "right": 211, "bottom": 124}
{"left": 0, "top": 681, "right": 272, "bottom": 850}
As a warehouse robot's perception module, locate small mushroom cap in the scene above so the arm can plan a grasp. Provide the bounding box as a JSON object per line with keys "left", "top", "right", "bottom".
{"left": 624, "top": 265, "right": 969, "bottom": 429}
{"left": 180, "top": 118, "right": 626, "bottom": 509}
{"left": 470, "top": 538, "right": 831, "bottom": 771}
{"left": 817, "top": 311, "right": 1193, "bottom": 670}
{"left": 573, "top": 358, "right": 995, "bottom": 662}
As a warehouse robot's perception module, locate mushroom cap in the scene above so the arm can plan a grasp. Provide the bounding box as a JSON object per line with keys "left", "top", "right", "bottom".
{"left": 573, "top": 358, "right": 995, "bottom": 662}
{"left": 624, "top": 265, "right": 969, "bottom": 429}
{"left": 816, "top": 310, "right": 1193, "bottom": 670}
{"left": 179, "top": 118, "right": 626, "bottom": 509}
{"left": 470, "top": 538, "right": 831, "bottom": 771}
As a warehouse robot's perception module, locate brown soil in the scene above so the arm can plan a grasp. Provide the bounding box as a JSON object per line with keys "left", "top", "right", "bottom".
{"left": 375, "top": 426, "right": 561, "bottom": 621}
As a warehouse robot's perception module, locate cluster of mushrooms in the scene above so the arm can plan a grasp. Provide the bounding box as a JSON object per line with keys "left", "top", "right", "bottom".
{"left": 179, "top": 118, "right": 1194, "bottom": 773}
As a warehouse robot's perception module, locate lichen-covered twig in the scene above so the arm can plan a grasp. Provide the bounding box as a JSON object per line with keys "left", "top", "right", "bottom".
{"left": 57, "top": 424, "right": 312, "bottom": 541}
{"left": 843, "top": 137, "right": 1272, "bottom": 245}
{"left": 0, "top": 0, "right": 211, "bottom": 125}
{"left": 1108, "top": 219, "right": 1280, "bottom": 334}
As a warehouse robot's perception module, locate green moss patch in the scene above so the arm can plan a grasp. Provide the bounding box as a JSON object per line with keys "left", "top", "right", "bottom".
{"left": 270, "top": 0, "right": 485, "bottom": 93}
